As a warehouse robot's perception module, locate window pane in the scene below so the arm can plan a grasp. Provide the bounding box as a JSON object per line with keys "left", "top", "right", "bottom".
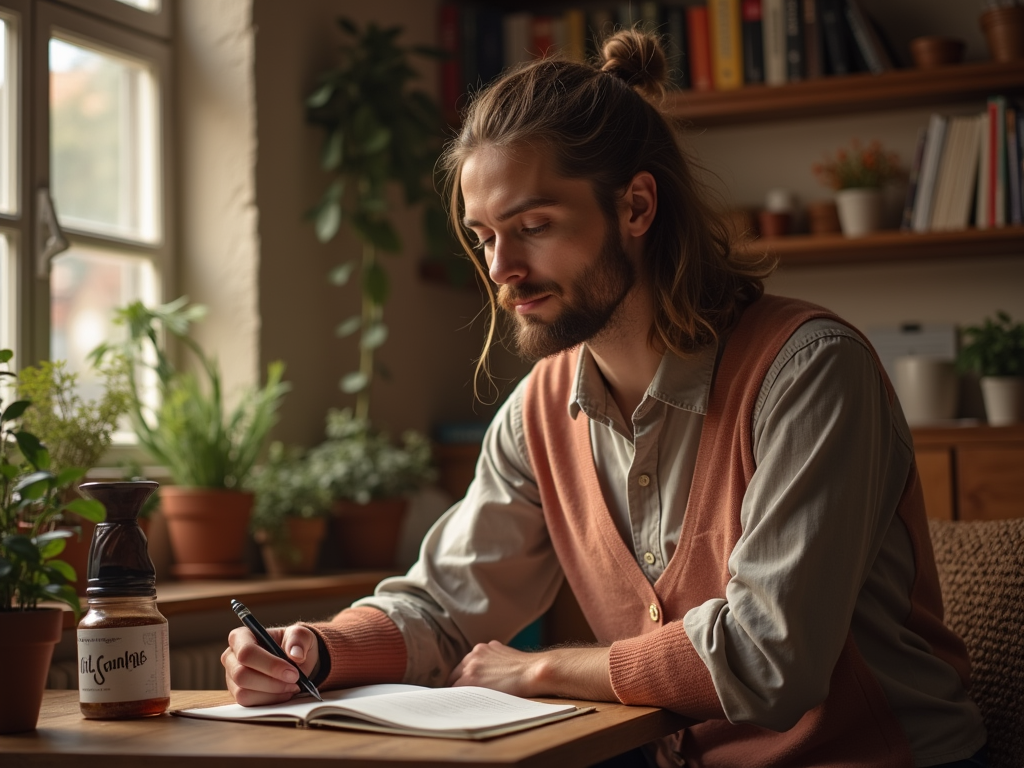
{"left": 50, "top": 245, "right": 157, "bottom": 403}
{"left": 0, "top": 233, "right": 14, "bottom": 359}
{"left": 50, "top": 37, "right": 160, "bottom": 242}
{"left": 0, "top": 14, "right": 17, "bottom": 215}
{"left": 115, "top": 0, "right": 161, "bottom": 12}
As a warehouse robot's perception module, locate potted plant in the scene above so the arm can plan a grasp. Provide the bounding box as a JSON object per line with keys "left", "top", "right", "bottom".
{"left": 249, "top": 443, "right": 331, "bottom": 577}
{"left": 15, "top": 358, "right": 130, "bottom": 592}
{"left": 90, "top": 297, "right": 290, "bottom": 579}
{"left": 0, "top": 349, "right": 105, "bottom": 733}
{"left": 304, "top": 18, "right": 445, "bottom": 563}
{"left": 957, "top": 311, "right": 1024, "bottom": 426}
{"left": 813, "top": 139, "right": 904, "bottom": 236}
{"left": 307, "top": 409, "right": 434, "bottom": 569}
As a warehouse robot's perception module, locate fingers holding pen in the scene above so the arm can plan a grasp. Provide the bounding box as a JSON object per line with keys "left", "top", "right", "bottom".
{"left": 223, "top": 626, "right": 300, "bottom": 706}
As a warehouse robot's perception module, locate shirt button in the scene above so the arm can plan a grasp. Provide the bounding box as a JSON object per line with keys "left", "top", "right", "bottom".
{"left": 649, "top": 603, "right": 660, "bottom": 622}
{"left": 638, "top": 474, "right": 651, "bottom": 487}
{"left": 643, "top": 551, "right": 656, "bottom": 565}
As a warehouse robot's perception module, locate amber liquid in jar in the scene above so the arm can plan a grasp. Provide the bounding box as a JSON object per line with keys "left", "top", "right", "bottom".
{"left": 77, "top": 596, "right": 170, "bottom": 719}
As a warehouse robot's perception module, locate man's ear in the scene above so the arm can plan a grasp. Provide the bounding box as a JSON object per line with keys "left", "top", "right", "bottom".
{"left": 620, "top": 171, "right": 657, "bottom": 238}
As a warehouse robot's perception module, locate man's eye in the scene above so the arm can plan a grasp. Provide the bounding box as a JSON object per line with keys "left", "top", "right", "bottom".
{"left": 523, "top": 224, "right": 548, "bottom": 236}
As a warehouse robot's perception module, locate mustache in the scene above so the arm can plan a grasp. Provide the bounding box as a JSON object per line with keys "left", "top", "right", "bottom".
{"left": 498, "top": 282, "right": 563, "bottom": 312}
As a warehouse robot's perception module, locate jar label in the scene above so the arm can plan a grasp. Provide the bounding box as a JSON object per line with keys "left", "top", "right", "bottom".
{"left": 77, "top": 624, "right": 170, "bottom": 703}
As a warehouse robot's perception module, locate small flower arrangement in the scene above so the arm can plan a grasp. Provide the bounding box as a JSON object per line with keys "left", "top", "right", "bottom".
{"left": 813, "top": 139, "right": 904, "bottom": 191}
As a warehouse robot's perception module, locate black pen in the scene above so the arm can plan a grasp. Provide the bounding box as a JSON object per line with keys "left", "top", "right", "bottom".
{"left": 230, "top": 599, "right": 323, "bottom": 701}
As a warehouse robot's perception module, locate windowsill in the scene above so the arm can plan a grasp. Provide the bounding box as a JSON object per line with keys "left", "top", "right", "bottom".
{"left": 54, "top": 571, "right": 396, "bottom": 631}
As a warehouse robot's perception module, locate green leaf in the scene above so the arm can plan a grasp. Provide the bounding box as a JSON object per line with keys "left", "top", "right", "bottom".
{"left": 64, "top": 498, "right": 106, "bottom": 523}
{"left": 0, "top": 349, "right": 12, "bottom": 363}
{"left": 1, "top": 400, "right": 31, "bottom": 423}
{"left": 56, "top": 467, "right": 88, "bottom": 487}
{"left": 13, "top": 469, "right": 55, "bottom": 496}
{"left": 42, "top": 583, "right": 81, "bottom": 617}
{"left": 34, "top": 529, "right": 74, "bottom": 545}
{"left": 0, "top": 556, "right": 11, "bottom": 578}
{"left": 340, "top": 371, "right": 369, "bottom": 394}
{"left": 329, "top": 262, "right": 356, "bottom": 286}
{"left": 44, "top": 559, "right": 76, "bottom": 582}
{"left": 364, "top": 261, "right": 390, "bottom": 305}
{"left": 351, "top": 216, "right": 401, "bottom": 253}
{"left": 36, "top": 535, "right": 67, "bottom": 561}
{"left": 316, "top": 200, "right": 342, "bottom": 243}
{"left": 322, "top": 129, "right": 344, "bottom": 170}
{"left": 335, "top": 316, "right": 362, "bottom": 338}
{"left": 361, "top": 322, "right": 389, "bottom": 350}
{"left": 306, "top": 81, "right": 335, "bottom": 109}
{"left": 362, "top": 126, "right": 392, "bottom": 155}
{"left": 2, "top": 534, "right": 40, "bottom": 564}
{"left": 13, "top": 431, "right": 45, "bottom": 467}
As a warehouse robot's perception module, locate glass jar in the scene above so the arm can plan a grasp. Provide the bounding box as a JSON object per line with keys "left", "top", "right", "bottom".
{"left": 78, "top": 595, "right": 170, "bottom": 719}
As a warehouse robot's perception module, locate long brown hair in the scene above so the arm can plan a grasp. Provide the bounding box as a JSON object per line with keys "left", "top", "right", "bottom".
{"left": 440, "top": 29, "right": 776, "bottom": 394}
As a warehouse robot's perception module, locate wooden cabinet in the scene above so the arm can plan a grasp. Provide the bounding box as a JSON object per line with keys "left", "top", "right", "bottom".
{"left": 912, "top": 424, "right": 1024, "bottom": 521}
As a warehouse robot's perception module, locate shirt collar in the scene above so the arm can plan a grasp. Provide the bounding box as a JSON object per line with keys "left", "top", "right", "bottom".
{"left": 567, "top": 341, "right": 717, "bottom": 423}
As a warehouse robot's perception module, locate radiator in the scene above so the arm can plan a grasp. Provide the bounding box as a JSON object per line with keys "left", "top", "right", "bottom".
{"left": 48, "top": 641, "right": 228, "bottom": 691}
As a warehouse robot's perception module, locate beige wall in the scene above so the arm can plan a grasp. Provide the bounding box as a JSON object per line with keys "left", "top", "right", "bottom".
{"left": 182, "top": 0, "right": 1023, "bottom": 449}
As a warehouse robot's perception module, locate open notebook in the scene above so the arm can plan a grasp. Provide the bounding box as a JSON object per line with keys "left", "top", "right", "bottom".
{"left": 173, "top": 683, "right": 593, "bottom": 740}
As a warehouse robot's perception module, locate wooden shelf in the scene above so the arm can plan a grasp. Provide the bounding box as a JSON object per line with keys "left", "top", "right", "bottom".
{"left": 736, "top": 226, "right": 1024, "bottom": 267}
{"left": 666, "top": 60, "right": 1024, "bottom": 127}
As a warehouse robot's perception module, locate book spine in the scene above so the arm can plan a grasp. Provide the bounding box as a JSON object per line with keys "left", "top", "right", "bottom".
{"left": 818, "top": 0, "right": 852, "bottom": 76}
{"left": 438, "top": 3, "right": 462, "bottom": 115}
{"left": 900, "top": 126, "right": 928, "bottom": 232}
{"left": 503, "top": 13, "right": 531, "bottom": 69}
{"left": 976, "top": 109, "right": 990, "bottom": 230}
{"left": 912, "top": 113, "right": 948, "bottom": 233}
{"left": 762, "top": 0, "right": 787, "bottom": 85}
{"left": 588, "top": 8, "right": 615, "bottom": 57}
{"left": 640, "top": 1, "right": 661, "bottom": 31}
{"left": 530, "top": 15, "right": 557, "bottom": 59}
{"left": 1010, "top": 104, "right": 1024, "bottom": 226}
{"left": 563, "top": 8, "right": 587, "bottom": 62}
{"left": 666, "top": 5, "right": 692, "bottom": 89}
{"left": 844, "top": 0, "right": 890, "bottom": 74}
{"left": 992, "top": 96, "right": 1007, "bottom": 227}
{"left": 784, "top": 0, "right": 804, "bottom": 81}
{"left": 619, "top": 3, "right": 638, "bottom": 28}
{"left": 709, "top": 0, "right": 744, "bottom": 90}
{"left": 741, "top": 0, "right": 765, "bottom": 84}
{"left": 688, "top": 6, "right": 715, "bottom": 92}
{"left": 802, "top": 0, "right": 824, "bottom": 79}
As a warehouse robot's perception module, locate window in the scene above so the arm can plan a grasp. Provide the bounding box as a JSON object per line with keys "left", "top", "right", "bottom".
{"left": 0, "top": 0, "right": 171, "bottom": 415}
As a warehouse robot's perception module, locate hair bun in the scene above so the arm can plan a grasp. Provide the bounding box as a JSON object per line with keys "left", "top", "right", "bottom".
{"left": 599, "top": 29, "right": 668, "bottom": 100}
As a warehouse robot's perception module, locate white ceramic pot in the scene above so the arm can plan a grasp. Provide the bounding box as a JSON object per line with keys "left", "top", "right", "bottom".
{"left": 894, "top": 356, "right": 959, "bottom": 426}
{"left": 835, "top": 187, "right": 883, "bottom": 238}
{"left": 980, "top": 376, "right": 1024, "bottom": 426}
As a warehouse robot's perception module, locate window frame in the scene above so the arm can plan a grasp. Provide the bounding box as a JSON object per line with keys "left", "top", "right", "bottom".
{"left": 54, "top": 0, "right": 169, "bottom": 41}
{"left": 27, "top": 0, "right": 174, "bottom": 367}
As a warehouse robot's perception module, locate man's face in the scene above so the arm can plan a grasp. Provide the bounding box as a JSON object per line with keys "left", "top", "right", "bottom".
{"left": 460, "top": 145, "right": 636, "bottom": 360}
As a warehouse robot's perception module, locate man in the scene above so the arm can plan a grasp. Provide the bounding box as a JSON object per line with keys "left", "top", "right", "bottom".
{"left": 224, "top": 30, "right": 986, "bottom": 767}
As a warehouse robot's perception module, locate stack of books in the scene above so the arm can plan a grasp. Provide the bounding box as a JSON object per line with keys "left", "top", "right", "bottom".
{"left": 902, "top": 96, "right": 1024, "bottom": 233}
{"left": 438, "top": 0, "right": 898, "bottom": 113}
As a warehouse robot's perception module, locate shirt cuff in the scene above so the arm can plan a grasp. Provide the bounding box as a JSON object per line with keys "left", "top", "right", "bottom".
{"left": 302, "top": 606, "right": 408, "bottom": 691}
{"left": 609, "top": 621, "right": 726, "bottom": 720}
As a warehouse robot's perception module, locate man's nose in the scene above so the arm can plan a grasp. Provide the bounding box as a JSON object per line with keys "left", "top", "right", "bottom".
{"left": 487, "top": 237, "right": 527, "bottom": 285}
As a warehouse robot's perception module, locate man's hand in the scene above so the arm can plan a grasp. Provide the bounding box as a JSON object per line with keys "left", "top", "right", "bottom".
{"left": 222, "top": 623, "right": 319, "bottom": 707}
{"left": 447, "top": 640, "right": 615, "bottom": 701}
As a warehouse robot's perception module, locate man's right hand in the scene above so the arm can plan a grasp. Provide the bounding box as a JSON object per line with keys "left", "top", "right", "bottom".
{"left": 222, "top": 623, "right": 320, "bottom": 707}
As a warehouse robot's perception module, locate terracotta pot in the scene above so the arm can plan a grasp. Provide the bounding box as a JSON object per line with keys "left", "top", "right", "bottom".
{"left": 981, "top": 6, "right": 1024, "bottom": 63}
{"left": 160, "top": 487, "right": 253, "bottom": 580}
{"left": 331, "top": 498, "right": 408, "bottom": 570}
{"left": 909, "top": 36, "right": 965, "bottom": 69}
{"left": 757, "top": 210, "right": 791, "bottom": 238}
{"left": 806, "top": 200, "right": 841, "bottom": 234}
{"left": 256, "top": 516, "right": 328, "bottom": 577}
{"left": 0, "top": 608, "right": 63, "bottom": 733}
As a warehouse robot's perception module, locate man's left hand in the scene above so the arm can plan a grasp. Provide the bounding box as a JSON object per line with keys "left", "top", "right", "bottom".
{"left": 447, "top": 640, "right": 615, "bottom": 701}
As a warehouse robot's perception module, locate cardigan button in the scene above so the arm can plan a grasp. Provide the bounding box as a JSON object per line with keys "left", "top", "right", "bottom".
{"left": 643, "top": 551, "right": 656, "bottom": 565}
{"left": 649, "top": 603, "right": 659, "bottom": 622}
{"left": 638, "top": 474, "right": 651, "bottom": 487}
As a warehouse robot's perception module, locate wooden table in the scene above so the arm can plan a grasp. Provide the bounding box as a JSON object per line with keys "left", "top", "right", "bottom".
{"left": 0, "top": 691, "right": 688, "bottom": 767}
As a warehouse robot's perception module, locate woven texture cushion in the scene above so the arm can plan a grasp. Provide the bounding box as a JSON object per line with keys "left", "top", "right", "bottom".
{"left": 929, "top": 518, "right": 1024, "bottom": 768}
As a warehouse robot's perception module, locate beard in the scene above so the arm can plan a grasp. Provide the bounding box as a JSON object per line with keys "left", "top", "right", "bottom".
{"left": 497, "top": 225, "right": 636, "bottom": 361}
